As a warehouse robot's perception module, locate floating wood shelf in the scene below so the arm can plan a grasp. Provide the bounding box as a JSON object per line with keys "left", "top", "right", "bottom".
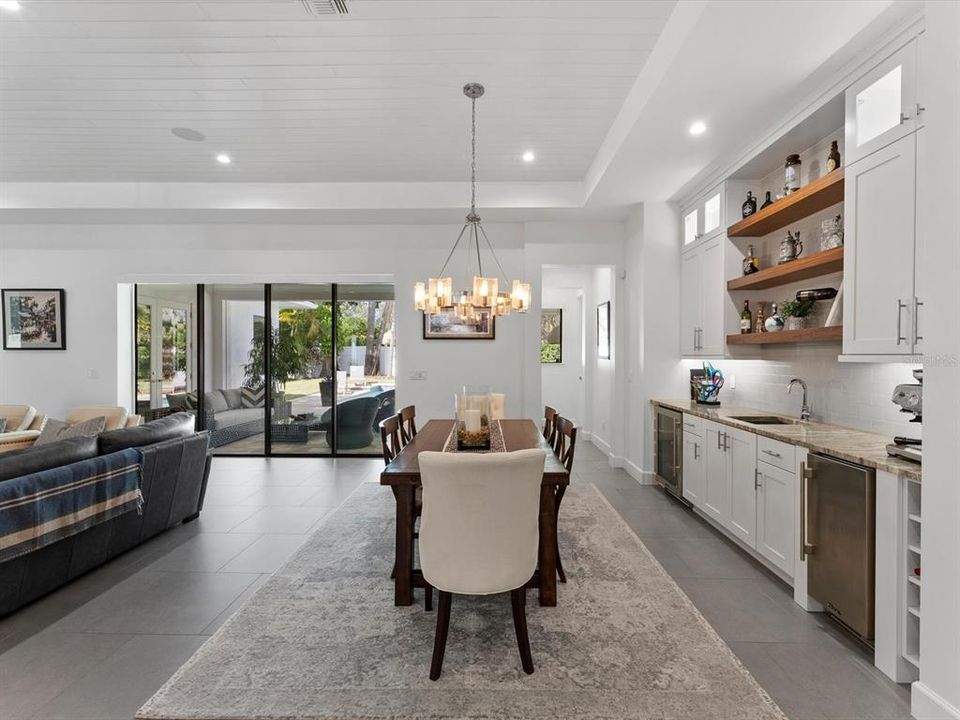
{"left": 727, "top": 247, "right": 844, "bottom": 291}
{"left": 726, "top": 325, "right": 842, "bottom": 345}
{"left": 727, "top": 169, "right": 845, "bottom": 238}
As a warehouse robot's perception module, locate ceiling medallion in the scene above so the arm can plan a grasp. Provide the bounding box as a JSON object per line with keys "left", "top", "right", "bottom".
{"left": 414, "top": 83, "right": 530, "bottom": 319}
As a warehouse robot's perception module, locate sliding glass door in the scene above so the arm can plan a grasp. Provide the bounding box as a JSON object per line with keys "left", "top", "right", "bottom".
{"left": 133, "top": 282, "right": 394, "bottom": 457}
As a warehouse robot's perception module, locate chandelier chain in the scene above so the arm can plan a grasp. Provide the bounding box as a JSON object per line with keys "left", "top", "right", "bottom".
{"left": 470, "top": 95, "right": 477, "bottom": 213}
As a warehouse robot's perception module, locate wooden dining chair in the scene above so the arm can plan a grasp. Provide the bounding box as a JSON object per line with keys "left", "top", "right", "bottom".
{"left": 543, "top": 405, "right": 558, "bottom": 449}
{"left": 419, "top": 449, "right": 545, "bottom": 680}
{"left": 552, "top": 416, "right": 577, "bottom": 584}
{"left": 398, "top": 405, "right": 417, "bottom": 446}
{"left": 380, "top": 415, "right": 402, "bottom": 467}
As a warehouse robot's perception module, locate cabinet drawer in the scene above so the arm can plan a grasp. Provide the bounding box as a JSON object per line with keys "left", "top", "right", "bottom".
{"left": 682, "top": 414, "right": 703, "bottom": 437}
{"left": 757, "top": 436, "right": 796, "bottom": 473}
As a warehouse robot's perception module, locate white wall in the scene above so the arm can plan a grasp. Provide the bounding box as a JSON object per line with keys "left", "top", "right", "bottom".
{"left": 541, "top": 268, "right": 589, "bottom": 428}
{"left": 0, "top": 221, "right": 622, "bottom": 425}
{"left": 590, "top": 266, "right": 616, "bottom": 452}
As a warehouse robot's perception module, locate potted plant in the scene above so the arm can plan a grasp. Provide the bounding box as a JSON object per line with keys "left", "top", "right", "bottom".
{"left": 780, "top": 298, "right": 816, "bottom": 331}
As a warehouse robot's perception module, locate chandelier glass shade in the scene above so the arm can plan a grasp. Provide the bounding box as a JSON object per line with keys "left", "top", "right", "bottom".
{"left": 414, "top": 82, "right": 530, "bottom": 318}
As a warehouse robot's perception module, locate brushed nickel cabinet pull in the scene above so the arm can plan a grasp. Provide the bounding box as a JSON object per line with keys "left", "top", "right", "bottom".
{"left": 896, "top": 299, "right": 907, "bottom": 345}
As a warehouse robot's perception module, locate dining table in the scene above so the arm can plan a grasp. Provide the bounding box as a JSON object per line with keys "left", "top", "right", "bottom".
{"left": 379, "top": 418, "right": 570, "bottom": 607}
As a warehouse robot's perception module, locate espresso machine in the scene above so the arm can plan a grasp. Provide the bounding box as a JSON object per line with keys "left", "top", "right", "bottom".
{"left": 886, "top": 368, "right": 922, "bottom": 464}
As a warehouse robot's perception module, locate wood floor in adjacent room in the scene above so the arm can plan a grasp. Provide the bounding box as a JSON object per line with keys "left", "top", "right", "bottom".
{"left": 0, "top": 444, "right": 911, "bottom": 720}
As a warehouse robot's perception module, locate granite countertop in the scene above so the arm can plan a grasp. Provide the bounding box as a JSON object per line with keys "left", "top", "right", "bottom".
{"left": 652, "top": 399, "right": 922, "bottom": 482}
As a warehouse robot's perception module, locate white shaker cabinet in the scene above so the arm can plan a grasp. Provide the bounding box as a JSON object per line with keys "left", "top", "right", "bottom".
{"left": 725, "top": 427, "right": 759, "bottom": 548}
{"left": 842, "top": 133, "right": 918, "bottom": 355}
{"left": 682, "top": 430, "right": 704, "bottom": 507}
{"left": 702, "top": 421, "right": 727, "bottom": 522}
{"left": 680, "top": 235, "right": 725, "bottom": 357}
{"left": 756, "top": 460, "right": 797, "bottom": 578}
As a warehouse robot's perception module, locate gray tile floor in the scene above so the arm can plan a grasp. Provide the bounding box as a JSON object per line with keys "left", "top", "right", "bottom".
{"left": 0, "top": 445, "right": 913, "bottom": 720}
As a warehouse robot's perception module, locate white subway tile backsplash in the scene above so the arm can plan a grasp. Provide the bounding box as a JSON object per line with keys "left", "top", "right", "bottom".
{"left": 685, "top": 345, "right": 921, "bottom": 439}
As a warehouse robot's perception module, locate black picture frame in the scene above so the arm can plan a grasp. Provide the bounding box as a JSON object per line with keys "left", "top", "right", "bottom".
{"left": 597, "top": 301, "right": 611, "bottom": 359}
{"left": 2, "top": 288, "right": 66, "bottom": 350}
{"left": 541, "top": 308, "right": 563, "bottom": 363}
{"left": 422, "top": 309, "right": 496, "bottom": 340}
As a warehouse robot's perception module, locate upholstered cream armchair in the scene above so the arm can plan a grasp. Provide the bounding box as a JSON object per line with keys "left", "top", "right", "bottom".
{"left": 66, "top": 406, "right": 142, "bottom": 431}
{"left": 0, "top": 405, "right": 48, "bottom": 454}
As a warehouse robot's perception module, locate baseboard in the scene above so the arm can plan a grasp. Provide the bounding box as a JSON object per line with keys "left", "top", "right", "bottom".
{"left": 913, "top": 682, "right": 960, "bottom": 720}
{"left": 622, "top": 458, "right": 657, "bottom": 485}
{"left": 591, "top": 435, "right": 611, "bottom": 455}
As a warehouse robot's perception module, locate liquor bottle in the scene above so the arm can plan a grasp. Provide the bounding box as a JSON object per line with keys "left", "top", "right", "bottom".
{"left": 827, "top": 141, "right": 841, "bottom": 173}
{"left": 760, "top": 191, "right": 773, "bottom": 209}
{"left": 796, "top": 288, "right": 838, "bottom": 302}
{"left": 755, "top": 302, "right": 767, "bottom": 333}
{"left": 740, "top": 300, "right": 753, "bottom": 334}
{"left": 742, "top": 191, "right": 757, "bottom": 218}
{"left": 742, "top": 244, "right": 759, "bottom": 275}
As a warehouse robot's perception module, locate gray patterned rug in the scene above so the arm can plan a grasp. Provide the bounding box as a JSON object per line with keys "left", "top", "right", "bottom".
{"left": 137, "top": 483, "right": 787, "bottom": 720}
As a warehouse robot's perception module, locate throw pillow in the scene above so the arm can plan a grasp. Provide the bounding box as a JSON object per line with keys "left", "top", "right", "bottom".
{"left": 204, "top": 391, "right": 229, "bottom": 413}
{"left": 184, "top": 391, "right": 198, "bottom": 410}
{"left": 34, "top": 416, "right": 106, "bottom": 446}
{"left": 241, "top": 386, "right": 265, "bottom": 408}
{"left": 0, "top": 418, "right": 6, "bottom": 433}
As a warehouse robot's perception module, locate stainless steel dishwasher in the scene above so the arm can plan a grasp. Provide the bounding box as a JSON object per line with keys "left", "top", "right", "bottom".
{"left": 801, "top": 453, "right": 877, "bottom": 642}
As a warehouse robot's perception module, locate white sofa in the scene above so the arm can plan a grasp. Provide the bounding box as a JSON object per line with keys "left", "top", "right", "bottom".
{"left": 0, "top": 405, "right": 48, "bottom": 454}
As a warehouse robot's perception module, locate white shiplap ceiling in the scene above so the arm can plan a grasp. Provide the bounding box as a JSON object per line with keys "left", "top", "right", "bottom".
{"left": 0, "top": 0, "right": 676, "bottom": 182}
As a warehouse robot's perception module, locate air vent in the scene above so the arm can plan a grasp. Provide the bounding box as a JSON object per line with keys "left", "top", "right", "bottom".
{"left": 298, "top": 0, "right": 348, "bottom": 15}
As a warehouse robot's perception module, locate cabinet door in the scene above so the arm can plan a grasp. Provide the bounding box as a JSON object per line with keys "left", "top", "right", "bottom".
{"left": 725, "top": 427, "right": 758, "bottom": 548}
{"left": 682, "top": 207, "right": 700, "bottom": 247}
{"left": 701, "top": 187, "right": 724, "bottom": 241}
{"left": 843, "top": 133, "right": 917, "bottom": 355}
{"left": 756, "top": 460, "right": 796, "bottom": 577}
{"left": 680, "top": 248, "right": 702, "bottom": 355}
{"left": 845, "top": 39, "right": 917, "bottom": 165}
{"left": 698, "top": 236, "right": 725, "bottom": 356}
{"left": 682, "top": 431, "right": 704, "bottom": 507}
{"left": 702, "top": 422, "right": 727, "bottom": 523}
{"left": 912, "top": 126, "right": 925, "bottom": 352}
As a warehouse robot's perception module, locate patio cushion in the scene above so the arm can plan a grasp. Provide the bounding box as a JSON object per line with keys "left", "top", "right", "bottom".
{"left": 222, "top": 388, "right": 243, "bottom": 409}
{"left": 212, "top": 408, "right": 263, "bottom": 430}
{"left": 0, "top": 405, "right": 37, "bottom": 432}
{"left": 241, "top": 387, "right": 264, "bottom": 408}
{"left": 204, "top": 391, "right": 229, "bottom": 413}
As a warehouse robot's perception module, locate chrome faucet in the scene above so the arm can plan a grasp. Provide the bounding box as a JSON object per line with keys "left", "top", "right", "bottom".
{"left": 787, "top": 378, "right": 811, "bottom": 421}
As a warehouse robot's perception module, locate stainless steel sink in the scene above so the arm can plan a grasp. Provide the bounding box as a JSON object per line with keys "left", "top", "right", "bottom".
{"left": 729, "top": 415, "right": 799, "bottom": 425}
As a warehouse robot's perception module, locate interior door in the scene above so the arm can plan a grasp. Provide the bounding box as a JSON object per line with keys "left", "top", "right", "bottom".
{"left": 726, "top": 427, "right": 758, "bottom": 547}
{"left": 843, "top": 133, "right": 917, "bottom": 355}
{"left": 756, "top": 460, "right": 796, "bottom": 577}
{"left": 702, "top": 421, "right": 726, "bottom": 522}
{"left": 137, "top": 295, "right": 193, "bottom": 411}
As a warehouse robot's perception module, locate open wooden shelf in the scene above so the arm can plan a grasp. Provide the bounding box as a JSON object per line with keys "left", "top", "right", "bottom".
{"left": 727, "top": 247, "right": 844, "bottom": 291}
{"left": 726, "top": 325, "right": 842, "bottom": 346}
{"left": 727, "top": 169, "right": 845, "bottom": 238}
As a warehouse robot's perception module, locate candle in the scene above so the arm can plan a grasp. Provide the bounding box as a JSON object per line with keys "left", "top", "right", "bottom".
{"left": 464, "top": 409, "right": 482, "bottom": 432}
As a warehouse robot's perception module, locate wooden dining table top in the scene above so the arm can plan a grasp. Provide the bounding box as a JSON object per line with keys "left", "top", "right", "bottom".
{"left": 379, "top": 418, "right": 569, "bottom": 485}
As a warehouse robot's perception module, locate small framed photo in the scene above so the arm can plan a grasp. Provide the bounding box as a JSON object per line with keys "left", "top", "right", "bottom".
{"left": 423, "top": 308, "right": 495, "bottom": 340}
{"left": 540, "top": 308, "right": 563, "bottom": 363}
{"left": 2, "top": 289, "right": 66, "bottom": 350}
{"left": 597, "top": 301, "right": 610, "bottom": 359}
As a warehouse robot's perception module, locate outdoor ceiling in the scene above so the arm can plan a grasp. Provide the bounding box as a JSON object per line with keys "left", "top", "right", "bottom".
{"left": 0, "top": 0, "right": 677, "bottom": 182}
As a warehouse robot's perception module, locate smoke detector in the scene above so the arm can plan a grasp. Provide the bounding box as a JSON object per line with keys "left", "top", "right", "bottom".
{"left": 298, "top": 0, "right": 348, "bottom": 15}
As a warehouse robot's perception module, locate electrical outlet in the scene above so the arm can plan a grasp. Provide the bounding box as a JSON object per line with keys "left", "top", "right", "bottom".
{"left": 87, "top": 369, "right": 99, "bottom": 380}
{"left": 729, "top": 374, "right": 736, "bottom": 389}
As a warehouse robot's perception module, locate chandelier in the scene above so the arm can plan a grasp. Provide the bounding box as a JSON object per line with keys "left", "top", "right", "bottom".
{"left": 414, "top": 83, "right": 530, "bottom": 318}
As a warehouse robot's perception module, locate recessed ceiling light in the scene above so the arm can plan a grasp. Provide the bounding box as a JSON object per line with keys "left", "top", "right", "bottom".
{"left": 171, "top": 127, "right": 205, "bottom": 142}
{"left": 522, "top": 150, "right": 536, "bottom": 163}
{"left": 0, "top": 1, "right": 22, "bottom": 11}
{"left": 689, "top": 121, "right": 707, "bottom": 136}
{"left": 216, "top": 153, "right": 231, "bottom": 165}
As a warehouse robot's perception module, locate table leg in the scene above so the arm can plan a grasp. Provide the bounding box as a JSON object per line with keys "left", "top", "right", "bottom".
{"left": 392, "top": 485, "right": 414, "bottom": 606}
{"left": 538, "top": 484, "right": 558, "bottom": 606}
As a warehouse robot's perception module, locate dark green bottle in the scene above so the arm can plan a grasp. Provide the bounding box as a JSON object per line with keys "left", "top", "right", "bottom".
{"left": 760, "top": 191, "right": 773, "bottom": 209}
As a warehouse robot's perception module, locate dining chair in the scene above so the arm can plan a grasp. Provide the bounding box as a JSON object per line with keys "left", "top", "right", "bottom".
{"left": 490, "top": 393, "right": 506, "bottom": 420}
{"left": 543, "top": 406, "right": 558, "bottom": 449}
{"left": 419, "top": 448, "right": 545, "bottom": 680}
{"left": 380, "top": 415, "right": 402, "bottom": 467}
{"left": 552, "top": 416, "right": 577, "bottom": 584}
{"left": 398, "top": 405, "right": 417, "bottom": 446}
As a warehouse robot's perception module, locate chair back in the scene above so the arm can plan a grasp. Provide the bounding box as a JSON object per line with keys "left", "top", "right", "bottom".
{"left": 490, "top": 393, "right": 506, "bottom": 420}
{"left": 419, "top": 449, "right": 545, "bottom": 595}
{"left": 543, "top": 406, "right": 558, "bottom": 447}
{"left": 0, "top": 405, "right": 37, "bottom": 432}
{"left": 380, "top": 415, "right": 402, "bottom": 467}
{"left": 398, "top": 405, "right": 417, "bottom": 445}
{"left": 553, "top": 416, "right": 577, "bottom": 472}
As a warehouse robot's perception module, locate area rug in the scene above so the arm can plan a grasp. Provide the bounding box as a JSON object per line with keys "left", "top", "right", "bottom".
{"left": 137, "top": 483, "right": 787, "bottom": 720}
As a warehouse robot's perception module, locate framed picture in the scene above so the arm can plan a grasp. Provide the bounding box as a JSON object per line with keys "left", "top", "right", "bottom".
{"left": 423, "top": 308, "right": 495, "bottom": 340}
{"left": 540, "top": 308, "right": 563, "bottom": 363}
{"left": 597, "top": 301, "right": 610, "bottom": 359}
{"left": 2, "top": 289, "right": 66, "bottom": 350}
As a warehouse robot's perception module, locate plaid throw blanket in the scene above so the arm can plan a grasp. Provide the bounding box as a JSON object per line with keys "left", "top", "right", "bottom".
{"left": 0, "top": 448, "right": 144, "bottom": 563}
